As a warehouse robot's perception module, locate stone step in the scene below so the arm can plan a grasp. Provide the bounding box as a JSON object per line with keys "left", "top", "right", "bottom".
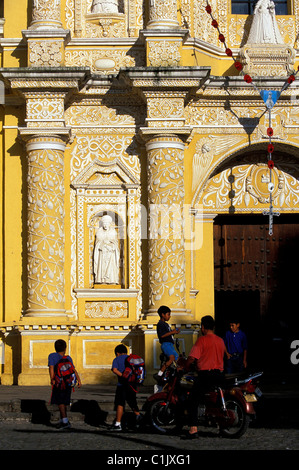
{"left": 0, "top": 398, "right": 124, "bottom": 425}
{"left": 0, "top": 386, "right": 150, "bottom": 425}
{"left": 0, "top": 411, "right": 32, "bottom": 422}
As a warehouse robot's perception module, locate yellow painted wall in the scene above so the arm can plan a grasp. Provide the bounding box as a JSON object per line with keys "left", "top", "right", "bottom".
{"left": 0, "top": 0, "right": 298, "bottom": 385}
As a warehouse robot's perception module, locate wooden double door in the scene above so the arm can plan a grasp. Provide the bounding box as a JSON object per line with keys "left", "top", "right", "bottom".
{"left": 213, "top": 214, "right": 299, "bottom": 373}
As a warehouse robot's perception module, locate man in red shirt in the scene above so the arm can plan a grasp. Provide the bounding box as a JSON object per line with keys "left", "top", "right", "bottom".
{"left": 185, "top": 315, "right": 225, "bottom": 438}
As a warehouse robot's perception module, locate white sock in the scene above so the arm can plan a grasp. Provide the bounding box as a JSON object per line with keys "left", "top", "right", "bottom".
{"left": 115, "top": 421, "right": 121, "bottom": 426}
{"left": 158, "top": 370, "right": 163, "bottom": 376}
{"left": 62, "top": 418, "right": 68, "bottom": 423}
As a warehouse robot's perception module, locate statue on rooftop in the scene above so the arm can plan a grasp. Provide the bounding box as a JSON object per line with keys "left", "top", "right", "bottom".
{"left": 246, "top": 0, "right": 283, "bottom": 44}
{"left": 91, "top": 0, "right": 119, "bottom": 14}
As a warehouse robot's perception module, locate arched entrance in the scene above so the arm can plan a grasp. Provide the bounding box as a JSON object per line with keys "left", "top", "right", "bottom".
{"left": 214, "top": 213, "right": 299, "bottom": 374}
{"left": 198, "top": 145, "right": 299, "bottom": 376}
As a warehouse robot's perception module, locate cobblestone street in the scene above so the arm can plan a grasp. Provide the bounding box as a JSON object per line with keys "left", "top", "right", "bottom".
{"left": 0, "top": 381, "right": 298, "bottom": 455}
{"left": 0, "top": 420, "right": 298, "bottom": 452}
{"left": 1, "top": 387, "right": 299, "bottom": 454}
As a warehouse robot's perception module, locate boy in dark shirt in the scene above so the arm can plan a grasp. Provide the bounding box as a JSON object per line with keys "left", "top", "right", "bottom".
{"left": 156, "top": 305, "right": 180, "bottom": 378}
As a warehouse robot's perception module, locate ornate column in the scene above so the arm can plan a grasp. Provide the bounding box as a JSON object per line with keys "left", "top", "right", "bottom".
{"left": 30, "top": 0, "right": 63, "bottom": 30}
{"left": 147, "top": 0, "right": 179, "bottom": 30}
{"left": 18, "top": 86, "right": 71, "bottom": 317}
{"left": 141, "top": 0, "right": 188, "bottom": 67}
{"left": 22, "top": 134, "right": 68, "bottom": 316}
{"left": 22, "top": 0, "right": 70, "bottom": 67}
{"left": 1, "top": 67, "right": 89, "bottom": 318}
{"left": 146, "top": 135, "right": 187, "bottom": 314}
{"left": 120, "top": 67, "right": 210, "bottom": 317}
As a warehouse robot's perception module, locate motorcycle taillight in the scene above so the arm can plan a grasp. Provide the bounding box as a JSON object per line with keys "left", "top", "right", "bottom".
{"left": 245, "top": 382, "right": 256, "bottom": 393}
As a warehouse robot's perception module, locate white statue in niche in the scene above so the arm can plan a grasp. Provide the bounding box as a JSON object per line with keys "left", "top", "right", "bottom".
{"left": 91, "top": 0, "right": 119, "bottom": 13}
{"left": 93, "top": 215, "right": 120, "bottom": 284}
{"left": 246, "top": 0, "right": 283, "bottom": 44}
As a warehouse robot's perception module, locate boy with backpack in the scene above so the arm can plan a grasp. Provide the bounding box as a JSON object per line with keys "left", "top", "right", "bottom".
{"left": 110, "top": 344, "right": 145, "bottom": 431}
{"left": 48, "top": 339, "right": 82, "bottom": 430}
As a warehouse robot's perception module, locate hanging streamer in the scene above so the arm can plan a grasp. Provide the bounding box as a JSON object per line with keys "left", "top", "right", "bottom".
{"left": 204, "top": 0, "right": 299, "bottom": 235}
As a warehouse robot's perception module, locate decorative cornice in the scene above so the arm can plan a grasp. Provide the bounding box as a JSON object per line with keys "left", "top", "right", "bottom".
{"left": 205, "top": 75, "right": 299, "bottom": 91}
{"left": 74, "top": 288, "right": 139, "bottom": 298}
{"left": 120, "top": 66, "right": 211, "bottom": 89}
{"left": 18, "top": 126, "right": 72, "bottom": 144}
{"left": 140, "top": 29, "right": 189, "bottom": 41}
{"left": 0, "top": 67, "right": 90, "bottom": 93}
{"left": 139, "top": 127, "right": 193, "bottom": 142}
{"left": 22, "top": 28, "right": 71, "bottom": 45}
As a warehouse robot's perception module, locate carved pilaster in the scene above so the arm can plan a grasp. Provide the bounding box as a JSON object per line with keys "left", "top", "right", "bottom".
{"left": 19, "top": 132, "right": 70, "bottom": 317}
{"left": 145, "top": 135, "right": 187, "bottom": 314}
{"left": 120, "top": 67, "right": 210, "bottom": 316}
{"left": 147, "top": 0, "right": 179, "bottom": 30}
{"left": 0, "top": 67, "right": 89, "bottom": 317}
{"left": 22, "top": 0, "right": 70, "bottom": 67}
{"left": 30, "top": 0, "right": 63, "bottom": 30}
{"left": 141, "top": 0, "right": 189, "bottom": 67}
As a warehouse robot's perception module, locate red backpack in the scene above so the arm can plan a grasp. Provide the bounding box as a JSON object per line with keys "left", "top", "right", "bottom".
{"left": 122, "top": 354, "right": 145, "bottom": 385}
{"left": 54, "top": 356, "right": 77, "bottom": 390}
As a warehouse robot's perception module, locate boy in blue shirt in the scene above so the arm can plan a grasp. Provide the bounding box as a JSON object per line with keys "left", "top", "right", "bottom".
{"left": 48, "top": 339, "right": 81, "bottom": 429}
{"left": 156, "top": 305, "right": 180, "bottom": 378}
{"left": 111, "top": 344, "right": 141, "bottom": 431}
{"left": 224, "top": 320, "right": 248, "bottom": 373}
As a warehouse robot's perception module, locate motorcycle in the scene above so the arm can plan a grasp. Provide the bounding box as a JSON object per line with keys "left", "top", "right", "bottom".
{"left": 144, "top": 341, "right": 263, "bottom": 438}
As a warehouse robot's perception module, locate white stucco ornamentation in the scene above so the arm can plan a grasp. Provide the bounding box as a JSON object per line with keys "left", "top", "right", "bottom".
{"left": 31, "top": 0, "right": 62, "bottom": 29}
{"left": 146, "top": 136, "right": 186, "bottom": 311}
{"left": 26, "top": 137, "right": 66, "bottom": 316}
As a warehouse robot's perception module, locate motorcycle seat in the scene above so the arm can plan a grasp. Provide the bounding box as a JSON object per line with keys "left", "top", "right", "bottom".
{"left": 224, "top": 372, "right": 246, "bottom": 385}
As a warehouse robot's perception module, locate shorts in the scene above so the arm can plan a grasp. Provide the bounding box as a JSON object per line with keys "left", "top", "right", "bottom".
{"left": 114, "top": 384, "right": 139, "bottom": 412}
{"left": 161, "top": 342, "right": 179, "bottom": 361}
{"left": 51, "top": 386, "right": 72, "bottom": 406}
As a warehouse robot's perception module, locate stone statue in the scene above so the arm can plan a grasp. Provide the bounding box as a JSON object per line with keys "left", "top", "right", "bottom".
{"left": 93, "top": 215, "right": 120, "bottom": 284}
{"left": 91, "top": 0, "right": 119, "bottom": 14}
{"left": 246, "top": 0, "right": 283, "bottom": 44}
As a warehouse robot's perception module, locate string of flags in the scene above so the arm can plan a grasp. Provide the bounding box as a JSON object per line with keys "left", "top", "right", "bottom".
{"left": 205, "top": 0, "right": 299, "bottom": 235}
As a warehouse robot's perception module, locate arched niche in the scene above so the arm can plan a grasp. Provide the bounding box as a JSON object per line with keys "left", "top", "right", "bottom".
{"left": 70, "top": 158, "right": 142, "bottom": 321}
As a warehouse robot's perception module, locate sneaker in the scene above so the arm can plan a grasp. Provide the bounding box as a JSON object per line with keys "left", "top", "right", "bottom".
{"left": 153, "top": 373, "right": 164, "bottom": 385}
{"left": 56, "top": 421, "right": 71, "bottom": 430}
{"left": 110, "top": 423, "right": 122, "bottom": 431}
{"left": 135, "top": 414, "right": 143, "bottom": 429}
{"left": 154, "top": 384, "right": 163, "bottom": 393}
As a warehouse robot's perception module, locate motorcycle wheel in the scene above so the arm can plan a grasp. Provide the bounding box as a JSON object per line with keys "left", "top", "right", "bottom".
{"left": 219, "top": 399, "right": 250, "bottom": 438}
{"left": 149, "top": 399, "right": 180, "bottom": 434}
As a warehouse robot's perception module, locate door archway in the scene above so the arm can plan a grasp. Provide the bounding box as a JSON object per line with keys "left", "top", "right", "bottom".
{"left": 197, "top": 145, "right": 299, "bottom": 375}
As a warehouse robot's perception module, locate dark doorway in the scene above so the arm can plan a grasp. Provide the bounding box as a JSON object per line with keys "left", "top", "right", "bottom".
{"left": 214, "top": 214, "right": 299, "bottom": 376}
{"left": 215, "top": 290, "right": 261, "bottom": 370}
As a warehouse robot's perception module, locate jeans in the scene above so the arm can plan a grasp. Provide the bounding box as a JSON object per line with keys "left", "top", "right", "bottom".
{"left": 225, "top": 354, "right": 244, "bottom": 373}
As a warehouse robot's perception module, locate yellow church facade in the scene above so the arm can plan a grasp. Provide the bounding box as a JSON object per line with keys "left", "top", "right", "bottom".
{"left": 0, "top": 0, "right": 299, "bottom": 386}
